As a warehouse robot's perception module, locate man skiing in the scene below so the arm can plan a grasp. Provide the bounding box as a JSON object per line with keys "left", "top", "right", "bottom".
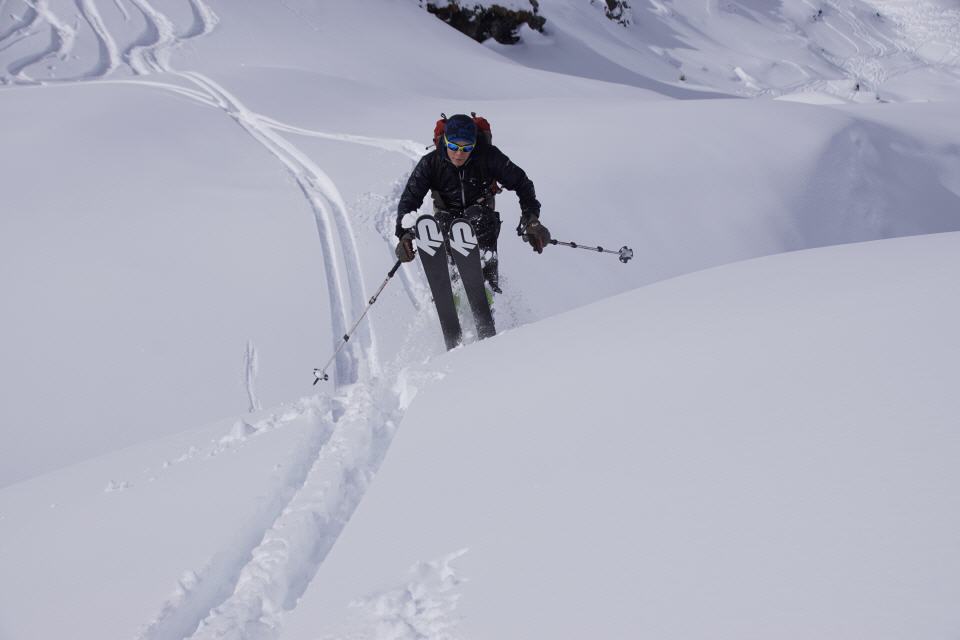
{"left": 394, "top": 113, "right": 550, "bottom": 292}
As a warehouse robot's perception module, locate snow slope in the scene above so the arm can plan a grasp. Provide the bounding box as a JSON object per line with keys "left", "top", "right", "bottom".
{"left": 2, "top": 0, "right": 960, "bottom": 637}
{"left": 282, "top": 231, "right": 960, "bottom": 640}
{"left": 4, "top": 0, "right": 960, "bottom": 486}
{"left": 498, "top": 0, "right": 960, "bottom": 102}
{"left": 3, "top": 232, "right": 959, "bottom": 639}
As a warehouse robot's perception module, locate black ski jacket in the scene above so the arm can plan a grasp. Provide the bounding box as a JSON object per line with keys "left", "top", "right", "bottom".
{"left": 395, "top": 141, "right": 540, "bottom": 238}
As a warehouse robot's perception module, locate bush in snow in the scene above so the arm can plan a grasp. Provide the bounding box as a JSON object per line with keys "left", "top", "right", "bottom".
{"left": 592, "top": 0, "right": 632, "bottom": 26}
{"left": 420, "top": 0, "right": 546, "bottom": 44}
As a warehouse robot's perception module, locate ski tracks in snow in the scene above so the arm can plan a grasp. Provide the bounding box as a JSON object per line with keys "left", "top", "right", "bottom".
{"left": 137, "top": 373, "right": 431, "bottom": 640}
{"left": 794, "top": 0, "right": 960, "bottom": 93}
{"left": 174, "top": 68, "right": 374, "bottom": 385}
{"left": 0, "top": 0, "right": 216, "bottom": 82}
{"left": 2, "top": 0, "right": 424, "bottom": 382}
{"left": 136, "top": 396, "right": 341, "bottom": 640}
{"left": 2, "top": 1, "right": 76, "bottom": 80}
{"left": 3, "top": 2, "right": 437, "bottom": 637}
{"left": 185, "top": 381, "right": 407, "bottom": 640}
{"left": 124, "top": 0, "right": 179, "bottom": 75}
{"left": 874, "top": 0, "right": 960, "bottom": 70}
{"left": 76, "top": 0, "right": 121, "bottom": 77}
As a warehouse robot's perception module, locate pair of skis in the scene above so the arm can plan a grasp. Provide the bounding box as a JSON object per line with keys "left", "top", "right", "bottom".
{"left": 414, "top": 214, "right": 495, "bottom": 349}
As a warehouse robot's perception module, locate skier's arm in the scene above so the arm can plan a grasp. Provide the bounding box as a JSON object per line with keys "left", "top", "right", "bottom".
{"left": 489, "top": 147, "right": 541, "bottom": 220}
{"left": 395, "top": 154, "right": 434, "bottom": 238}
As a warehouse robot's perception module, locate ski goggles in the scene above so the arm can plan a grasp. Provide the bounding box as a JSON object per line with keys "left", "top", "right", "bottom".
{"left": 444, "top": 136, "right": 475, "bottom": 153}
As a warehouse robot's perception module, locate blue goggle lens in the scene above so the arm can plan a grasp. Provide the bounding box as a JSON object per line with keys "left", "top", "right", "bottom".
{"left": 445, "top": 140, "right": 475, "bottom": 153}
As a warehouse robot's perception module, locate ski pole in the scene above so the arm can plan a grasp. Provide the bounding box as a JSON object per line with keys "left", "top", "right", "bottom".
{"left": 548, "top": 239, "right": 634, "bottom": 264}
{"left": 313, "top": 259, "right": 404, "bottom": 385}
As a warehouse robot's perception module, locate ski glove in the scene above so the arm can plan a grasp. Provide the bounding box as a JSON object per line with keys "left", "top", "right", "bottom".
{"left": 522, "top": 217, "right": 551, "bottom": 254}
{"left": 395, "top": 232, "right": 416, "bottom": 263}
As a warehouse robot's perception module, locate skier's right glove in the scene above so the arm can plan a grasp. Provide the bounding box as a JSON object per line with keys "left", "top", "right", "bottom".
{"left": 395, "top": 232, "right": 416, "bottom": 263}
{"left": 521, "top": 216, "right": 551, "bottom": 254}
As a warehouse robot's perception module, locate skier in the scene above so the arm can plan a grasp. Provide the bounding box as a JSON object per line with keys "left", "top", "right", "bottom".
{"left": 393, "top": 113, "right": 550, "bottom": 292}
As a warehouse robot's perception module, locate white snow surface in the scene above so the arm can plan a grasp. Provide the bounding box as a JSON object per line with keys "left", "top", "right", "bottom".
{"left": 283, "top": 232, "right": 960, "bottom": 640}
{"left": 2, "top": 0, "right": 960, "bottom": 637}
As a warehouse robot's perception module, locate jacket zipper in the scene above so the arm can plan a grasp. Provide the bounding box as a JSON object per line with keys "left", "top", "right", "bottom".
{"left": 459, "top": 169, "right": 466, "bottom": 208}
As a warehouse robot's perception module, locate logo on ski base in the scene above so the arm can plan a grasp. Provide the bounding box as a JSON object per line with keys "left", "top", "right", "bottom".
{"left": 449, "top": 221, "right": 478, "bottom": 256}
{"left": 416, "top": 217, "right": 444, "bottom": 256}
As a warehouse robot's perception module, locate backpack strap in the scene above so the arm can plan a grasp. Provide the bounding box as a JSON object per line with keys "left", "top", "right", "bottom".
{"left": 471, "top": 112, "right": 493, "bottom": 147}
{"left": 432, "top": 113, "right": 448, "bottom": 149}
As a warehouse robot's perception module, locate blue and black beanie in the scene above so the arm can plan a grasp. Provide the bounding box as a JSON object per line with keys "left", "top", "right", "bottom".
{"left": 444, "top": 114, "right": 477, "bottom": 144}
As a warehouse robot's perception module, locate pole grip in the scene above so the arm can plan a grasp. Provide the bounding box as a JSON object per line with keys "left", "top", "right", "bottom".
{"left": 387, "top": 258, "right": 403, "bottom": 278}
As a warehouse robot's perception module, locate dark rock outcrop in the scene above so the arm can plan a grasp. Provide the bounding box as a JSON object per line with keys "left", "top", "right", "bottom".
{"left": 596, "top": 0, "right": 632, "bottom": 25}
{"left": 423, "top": 1, "right": 546, "bottom": 45}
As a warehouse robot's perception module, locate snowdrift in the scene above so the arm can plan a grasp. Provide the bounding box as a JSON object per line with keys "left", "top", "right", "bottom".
{"left": 3, "top": 232, "right": 959, "bottom": 639}
{"left": 283, "top": 231, "right": 960, "bottom": 640}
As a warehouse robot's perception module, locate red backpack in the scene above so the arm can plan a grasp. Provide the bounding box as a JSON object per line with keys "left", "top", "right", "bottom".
{"left": 432, "top": 112, "right": 493, "bottom": 149}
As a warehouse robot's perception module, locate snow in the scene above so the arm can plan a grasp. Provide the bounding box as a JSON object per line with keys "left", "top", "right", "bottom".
{"left": 282, "top": 232, "right": 960, "bottom": 640}
{"left": 2, "top": 0, "right": 960, "bottom": 637}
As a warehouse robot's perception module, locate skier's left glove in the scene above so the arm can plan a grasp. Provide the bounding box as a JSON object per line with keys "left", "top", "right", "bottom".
{"left": 395, "top": 232, "right": 416, "bottom": 262}
{"left": 521, "top": 215, "right": 551, "bottom": 254}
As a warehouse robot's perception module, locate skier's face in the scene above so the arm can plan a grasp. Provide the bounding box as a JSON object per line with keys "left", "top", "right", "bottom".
{"left": 447, "top": 146, "right": 471, "bottom": 167}
{"left": 444, "top": 138, "right": 474, "bottom": 167}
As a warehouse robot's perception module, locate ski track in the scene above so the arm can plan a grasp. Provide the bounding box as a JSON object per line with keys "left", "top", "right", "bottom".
{"left": 2, "top": 3, "right": 436, "bottom": 636}
{"left": 4, "top": 0, "right": 78, "bottom": 82}
{"left": 659, "top": 0, "right": 960, "bottom": 98}
{"left": 2, "top": 0, "right": 415, "bottom": 383}
{"left": 76, "top": 0, "right": 121, "bottom": 78}
{"left": 180, "top": 0, "right": 218, "bottom": 39}
{"left": 173, "top": 69, "right": 370, "bottom": 385}
{"left": 0, "top": 27, "right": 36, "bottom": 56}
{"left": 260, "top": 116, "right": 426, "bottom": 162}
{"left": 0, "top": 1, "right": 37, "bottom": 44}
{"left": 1, "top": 0, "right": 214, "bottom": 82}
{"left": 184, "top": 381, "right": 407, "bottom": 640}
{"left": 94, "top": 76, "right": 218, "bottom": 104}
{"left": 124, "top": 0, "right": 178, "bottom": 75}
{"left": 798, "top": 0, "right": 960, "bottom": 92}
{"left": 875, "top": 0, "right": 960, "bottom": 71}
{"left": 135, "top": 364, "right": 432, "bottom": 640}
{"left": 111, "top": 0, "right": 130, "bottom": 22}
{"left": 136, "top": 397, "right": 340, "bottom": 640}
